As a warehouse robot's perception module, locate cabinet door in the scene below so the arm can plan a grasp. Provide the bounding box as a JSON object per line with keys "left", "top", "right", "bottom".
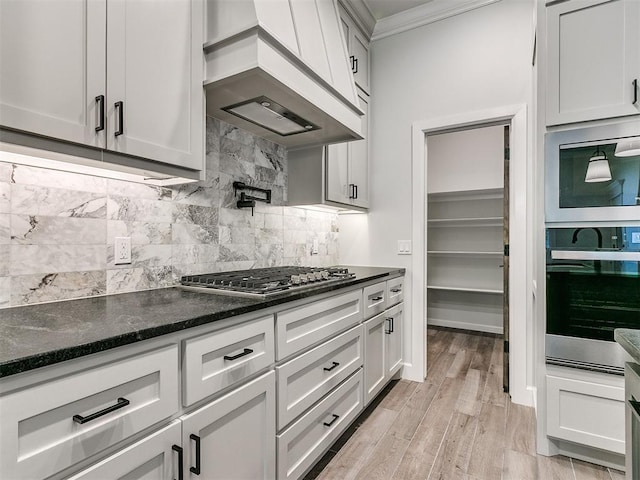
{"left": 106, "top": 0, "right": 203, "bottom": 170}
{"left": 0, "top": 0, "right": 106, "bottom": 147}
{"left": 364, "top": 312, "right": 386, "bottom": 405}
{"left": 66, "top": 421, "right": 182, "bottom": 480}
{"left": 385, "top": 303, "right": 404, "bottom": 378}
{"left": 349, "top": 92, "right": 369, "bottom": 208}
{"left": 325, "top": 142, "right": 350, "bottom": 204}
{"left": 180, "top": 371, "right": 276, "bottom": 480}
{"left": 546, "top": 0, "right": 640, "bottom": 125}
{"left": 351, "top": 30, "right": 370, "bottom": 94}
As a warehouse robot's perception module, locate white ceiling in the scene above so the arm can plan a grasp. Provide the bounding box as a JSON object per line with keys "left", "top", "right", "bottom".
{"left": 362, "top": 0, "right": 434, "bottom": 20}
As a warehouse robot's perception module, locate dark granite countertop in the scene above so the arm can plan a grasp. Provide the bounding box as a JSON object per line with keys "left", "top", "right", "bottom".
{"left": 0, "top": 266, "right": 404, "bottom": 378}
{"left": 614, "top": 328, "right": 640, "bottom": 365}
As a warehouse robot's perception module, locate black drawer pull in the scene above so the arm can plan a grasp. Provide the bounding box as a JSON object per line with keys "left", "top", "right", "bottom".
{"left": 95, "top": 95, "right": 105, "bottom": 132}
{"left": 172, "top": 445, "right": 184, "bottom": 480}
{"left": 371, "top": 296, "right": 383, "bottom": 301}
{"left": 190, "top": 434, "right": 201, "bottom": 475}
{"left": 323, "top": 414, "right": 340, "bottom": 427}
{"left": 633, "top": 78, "right": 638, "bottom": 105}
{"left": 114, "top": 101, "right": 124, "bottom": 136}
{"left": 349, "top": 183, "right": 356, "bottom": 199}
{"left": 72, "top": 397, "right": 129, "bottom": 424}
{"left": 224, "top": 348, "right": 253, "bottom": 361}
{"left": 391, "top": 288, "right": 401, "bottom": 293}
{"left": 323, "top": 361, "right": 340, "bottom": 372}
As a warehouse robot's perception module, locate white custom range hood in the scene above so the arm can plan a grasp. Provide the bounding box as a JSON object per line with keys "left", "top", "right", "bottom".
{"left": 204, "top": 0, "right": 363, "bottom": 147}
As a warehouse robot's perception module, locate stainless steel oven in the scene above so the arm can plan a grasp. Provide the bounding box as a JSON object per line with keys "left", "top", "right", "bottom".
{"left": 546, "top": 226, "right": 640, "bottom": 374}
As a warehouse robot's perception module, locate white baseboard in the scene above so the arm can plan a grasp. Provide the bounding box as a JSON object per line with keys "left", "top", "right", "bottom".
{"left": 428, "top": 318, "right": 503, "bottom": 335}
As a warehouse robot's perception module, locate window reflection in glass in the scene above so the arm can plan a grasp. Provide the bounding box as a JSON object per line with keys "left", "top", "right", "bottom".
{"left": 559, "top": 142, "right": 640, "bottom": 208}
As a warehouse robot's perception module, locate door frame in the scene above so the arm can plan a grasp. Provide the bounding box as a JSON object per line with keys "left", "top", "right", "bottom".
{"left": 409, "top": 104, "right": 534, "bottom": 407}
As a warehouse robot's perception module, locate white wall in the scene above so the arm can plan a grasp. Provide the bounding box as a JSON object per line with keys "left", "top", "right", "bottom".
{"left": 339, "top": 0, "right": 536, "bottom": 404}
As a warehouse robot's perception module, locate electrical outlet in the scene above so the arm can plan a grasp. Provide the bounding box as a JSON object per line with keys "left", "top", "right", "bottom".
{"left": 115, "top": 237, "right": 131, "bottom": 265}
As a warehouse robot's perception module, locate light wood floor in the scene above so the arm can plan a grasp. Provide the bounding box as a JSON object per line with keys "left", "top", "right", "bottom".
{"left": 305, "top": 326, "right": 625, "bottom": 480}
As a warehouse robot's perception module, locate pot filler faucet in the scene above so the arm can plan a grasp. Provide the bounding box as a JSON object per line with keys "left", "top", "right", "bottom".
{"left": 572, "top": 227, "right": 603, "bottom": 273}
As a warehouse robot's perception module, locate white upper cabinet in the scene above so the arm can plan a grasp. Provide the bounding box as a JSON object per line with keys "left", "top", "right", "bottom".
{"left": 338, "top": 4, "right": 370, "bottom": 95}
{"left": 546, "top": 0, "right": 640, "bottom": 125}
{"left": 0, "top": 0, "right": 203, "bottom": 172}
{"left": 0, "top": 0, "right": 107, "bottom": 148}
{"left": 106, "top": 0, "right": 203, "bottom": 170}
{"left": 326, "top": 91, "right": 369, "bottom": 208}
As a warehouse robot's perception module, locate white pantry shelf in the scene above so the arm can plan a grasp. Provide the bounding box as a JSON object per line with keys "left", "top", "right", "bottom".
{"left": 427, "top": 250, "right": 503, "bottom": 257}
{"left": 427, "top": 285, "right": 504, "bottom": 295}
{"left": 427, "top": 217, "right": 503, "bottom": 227}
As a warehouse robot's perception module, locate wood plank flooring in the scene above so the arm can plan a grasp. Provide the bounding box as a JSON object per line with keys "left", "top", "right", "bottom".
{"left": 304, "top": 326, "right": 625, "bottom": 480}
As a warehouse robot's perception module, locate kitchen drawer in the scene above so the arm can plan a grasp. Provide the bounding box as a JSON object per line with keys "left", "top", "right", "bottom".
{"left": 363, "top": 281, "right": 386, "bottom": 319}
{"left": 547, "top": 372, "right": 625, "bottom": 454}
{"left": 276, "top": 289, "right": 362, "bottom": 360}
{"left": 386, "top": 276, "right": 404, "bottom": 307}
{"left": 183, "top": 314, "right": 274, "bottom": 406}
{"left": 277, "top": 370, "right": 363, "bottom": 480}
{"left": 276, "top": 324, "right": 363, "bottom": 429}
{"left": 0, "top": 345, "right": 179, "bottom": 480}
{"left": 66, "top": 420, "right": 181, "bottom": 480}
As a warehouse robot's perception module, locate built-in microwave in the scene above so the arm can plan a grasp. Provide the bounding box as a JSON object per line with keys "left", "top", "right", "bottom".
{"left": 545, "top": 120, "right": 640, "bottom": 223}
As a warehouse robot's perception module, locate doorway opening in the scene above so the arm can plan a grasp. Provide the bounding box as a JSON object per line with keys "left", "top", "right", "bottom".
{"left": 425, "top": 123, "right": 510, "bottom": 393}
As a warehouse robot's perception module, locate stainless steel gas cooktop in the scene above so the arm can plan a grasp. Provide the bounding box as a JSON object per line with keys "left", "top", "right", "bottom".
{"left": 180, "top": 266, "right": 356, "bottom": 298}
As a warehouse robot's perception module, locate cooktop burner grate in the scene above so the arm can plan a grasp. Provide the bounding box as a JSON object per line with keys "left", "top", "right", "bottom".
{"left": 180, "top": 266, "right": 355, "bottom": 297}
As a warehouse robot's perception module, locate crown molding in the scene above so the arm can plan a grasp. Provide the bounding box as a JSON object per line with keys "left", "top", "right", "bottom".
{"left": 338, "top": 0, "right": 376, "bottom": 38}
{"left": 371, "top": 0, "right": 501, "bottom": 41}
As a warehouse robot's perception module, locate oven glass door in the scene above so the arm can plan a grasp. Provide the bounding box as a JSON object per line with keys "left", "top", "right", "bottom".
{"left": 546, "top": 226, "right": 640, "bottom": 342}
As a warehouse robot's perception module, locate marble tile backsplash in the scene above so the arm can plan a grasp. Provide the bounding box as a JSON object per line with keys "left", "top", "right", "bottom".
{"left": 0, "top": 117, "right": 339, "bottom": 308}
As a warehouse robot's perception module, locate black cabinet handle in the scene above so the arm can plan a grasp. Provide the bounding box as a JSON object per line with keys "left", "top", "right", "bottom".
{"left": 385, "top": 317, "right": 395, "bottom": 334}
{"left": 353, "top": 57, "right": 358, "bottom": 74}
{"left": 391, "top": 288, "right": 401, "bottom": 293}
{"left": 95, "top": 95, "right": 105, "bottom": 132}
{"left": 323, "top": 361, "right": 340, "bottom": 372}
{"left": 348, "top": 183, "right": 356, "bottom": 199}
{"left": 371, "top": 296, "right": 383, "bottom": 301}
{"left": 323, "top": 414, "right": 340, "bottom": 427}
{"left": 224, "top": 348, "right": 253, "bottom": 361}
{"left": 633, "top": 78, "right": 638, "bottom": 105}
{"left": 354, "top": 184, "right": 358, "bottom": 199}
{"left": 190, "top": 434, "right": 201, "bottom": 475}
{"left": 72, "top": 397, "right": 129, "bottom": 424}
{"left": 115, "top": 101, "right": 124, "bottom": 136}
{"left": 172, "top": 445, "right": 184, "bottom": 480}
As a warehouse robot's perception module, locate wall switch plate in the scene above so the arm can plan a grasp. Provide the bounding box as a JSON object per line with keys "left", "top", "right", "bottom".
{"left": 311, "top": 239, "right": 319, "bottom": 255}
{"left": 115, "top": 237, "right": 132, "bottom": 265}
{"left": 397, "top": 240, "right": 412, "bottom": 255}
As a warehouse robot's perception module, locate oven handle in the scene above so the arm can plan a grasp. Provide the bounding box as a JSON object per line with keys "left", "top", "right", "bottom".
{"left": 551, "top": 250, "right": 640, "bottom": 262}
{"left": 630, "top": 399, "right": 640, "bottom": 421}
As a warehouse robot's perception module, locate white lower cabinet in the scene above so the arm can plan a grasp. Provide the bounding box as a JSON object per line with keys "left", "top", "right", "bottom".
{"left": 546, "top": 369, "right": 625, "bottom": 454}
{"left": 0, "top": 345, "right": 179, "bottom": 480}
{"left": 276, "top": 370, "right": 364, "bottom": 480}
{"left": 364, "top": 302, "right": 404, "bottom": 406}
{"left": 180, "top": 371, "right": 276, "bottom": 480}
{"left": 66, "top": 420, "right": 182, "bottom": 480}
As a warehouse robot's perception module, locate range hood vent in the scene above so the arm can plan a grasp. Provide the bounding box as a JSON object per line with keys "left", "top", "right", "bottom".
{"left": 204, "top": 0, "right": 363, "bottom": 148}
{"left": 223, "top": 96, "right": 319, "bottom": 137}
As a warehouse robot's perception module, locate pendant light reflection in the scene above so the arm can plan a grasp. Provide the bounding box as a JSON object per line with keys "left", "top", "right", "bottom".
{"left": 584, "top": 148, "right": 612, "bottom": 183}
{"left": 614, "top": 137, "right": 640, "bottom": 157}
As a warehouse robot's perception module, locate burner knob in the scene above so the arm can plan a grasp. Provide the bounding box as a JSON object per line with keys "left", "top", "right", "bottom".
{"left": 321, "top": 270, "right": 329, "bottom": 280}
{"left": 291, "top": 275, "right": 301, "bottom": 285}
{"left": 314, "top": 271, "right": 324, "bottom": 281}
{"left": 300, "top": 274, "right": 309, "bottom": 283}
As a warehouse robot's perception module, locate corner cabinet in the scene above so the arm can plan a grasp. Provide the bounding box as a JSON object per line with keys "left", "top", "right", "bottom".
{"left": 0, "top": 0, "right": 203, "bottom": 172}
{"left": 338, "top": 3, "right": 370, "bottom": 95}
{"left": 546, "top": 0, "right": 640, "bottom": 125}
